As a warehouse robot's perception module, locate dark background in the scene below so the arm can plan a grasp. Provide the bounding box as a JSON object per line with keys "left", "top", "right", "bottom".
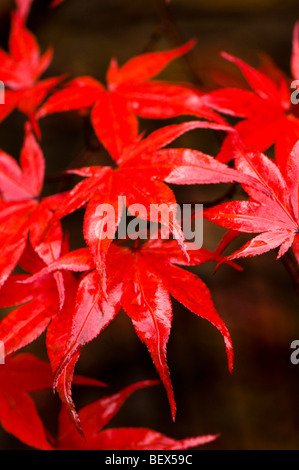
{"left": 0, "top": 0, "right": 299, "bottom": 450}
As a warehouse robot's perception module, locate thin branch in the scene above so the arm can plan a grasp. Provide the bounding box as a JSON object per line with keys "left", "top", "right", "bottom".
{"left": 281, "top": 249, "right": 299, "bottom": 298}
{"left": 152, "top": 0, "right": 204, "bottom": 85}
{"left": 142, "top": 22, "right": 164, "bottom": 53}
{"left": 54, "top": 115, "right": 101, "bottom": 193}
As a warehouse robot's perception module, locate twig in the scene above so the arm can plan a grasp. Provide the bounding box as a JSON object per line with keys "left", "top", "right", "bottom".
{"left": 54, "top": 115, "right": 101, "bottom": 193}
{"left": 281, "top": 249, "right": 299, "bottom": 298}
{"left": 152, "top": 0, "right": 203, "bottom": 85}
{"left": 142, "top": 23, "right": 164, "bottom": 53}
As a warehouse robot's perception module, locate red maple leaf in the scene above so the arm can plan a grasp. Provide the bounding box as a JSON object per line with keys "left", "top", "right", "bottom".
{"left": 0, "top": 237, "right": 78, "bottom": 359}
{"left": 0, "top": 353, "right": 104, "bottom": 450}
{"left": 0, "top": 0, "right": 63, "bottom": 135}
{"left": 0, "top": 362, "right": 219, "bottom": 450}
{"left": 42, "top": 120, "right": 263, "bottom": 296}
{"left": 36, "top": 38, "right": 226, "bottom": 133}
{"left": 201, "top": 22, "right": 299, "bottom": 176}
{"left": 23, "top": 237, "right": 237, "bottom": 428}
{"left": 0, "top": 123, "right": 67, "bottom": 301}
{"left": 204, "top": 138, "right": 299, "bottom": 262}
{"left": 54, "top": 380, "right": 218, "bottom": 450}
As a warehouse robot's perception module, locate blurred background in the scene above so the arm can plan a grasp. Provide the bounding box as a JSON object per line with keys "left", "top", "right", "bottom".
{"left": 0, "top": 0, "right": 299, "bottom": 450}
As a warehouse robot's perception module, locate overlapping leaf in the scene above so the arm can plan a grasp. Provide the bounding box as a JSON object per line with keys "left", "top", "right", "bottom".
{"left": 204, "top": 139, "right": 299, "bottom": 261}
{"left": 0, "top": 0, "right": 62, "bottom": 133}
{"left": 0, "top": 353, "right": 104, "bottom": 450}
{"left": 201, "top": 22, "right": 299, "bottom": 175}
{"left": 45, "top": 120, "right": 264, "bottom": 296}
{"left": 36, "top": 39, "right": 225, "bottom": 131}
{"left": 0, "top": 240, "right": 76, "bottom": 359}
{"left": 55, "top": 380, "right": 218, "bottom": 450}
{"left": 0, "top": 361, "right": 218, "bottom": 450}
{"left": 24, "top": 237, "right": 236, "bottom": 428}
{"left": 0, "top": 123, "right": 65, "bottom": 297}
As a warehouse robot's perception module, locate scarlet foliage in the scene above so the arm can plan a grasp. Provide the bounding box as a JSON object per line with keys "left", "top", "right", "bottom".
{"left": 0, "top": 0, "right": 298, "bottom": 451}
{"left": 0, "top": 0, "right": 62, "bottom": 136}
{"left": 202, "top": 24, "right": 299, "bottom": 171}
{"left": 204, "top": 138, "right": 299, "bottom": 262}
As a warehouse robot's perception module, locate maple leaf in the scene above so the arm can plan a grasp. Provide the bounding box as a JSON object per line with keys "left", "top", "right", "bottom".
{"left": 0, "top": 0, "right": 63, "bottom": 134}
{"left": 204, "top": 139, "right": 299, "bottom": 261}
{"left": 24, "top": 237, "right": 235, "bottom": 428}
{"left": 44, "top": 120, "right": 263, "bottom": 296}
{"left": 201, "top": 22, "right": 299, "bottom": 175}
{"left": 0, "top": 353, "right": 104, "bottom": 450}
{"left": 0, "top": 239, "right": 77, "bottom": 359}
{"left": 0, "top": 368, "right": 218, "bottom": 450}
{"left": 0, "top": 123, "right": 66, "bottom": 299}
{"left": 54, "top": 380, "right": 218, "bottom": 450}
{"left": 36, "top": 39, "right": 226, "bottom": 130}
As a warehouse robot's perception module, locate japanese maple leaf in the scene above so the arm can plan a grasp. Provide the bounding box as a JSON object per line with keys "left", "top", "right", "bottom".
{"left": 201, "top": 22, "right": 299, "bottom": 175}
{"left": 0, "top": 123, "right": 66, "bottom": 300}
{"left": 36, "top": 38, "right": 226, "bottom": 135}
{"left": 25, "top": 237, "right": 236, "bottom": 428}
{"left": 0, "top": 0, "right": 62, "bottom": 134}
{"left": 54, "top": 380, "right": 218, "bottom": 450}
{"left": 0, "top": 239, "right": 77, "bottom": 360}
{"left": 0, "top": 353, "right": 105, "bottom": 450}
{"left": 45, "top": 120, "right": 263, "bottom": 296}
{"left": 204, "top": 138, "right": 299, "bottom": 263}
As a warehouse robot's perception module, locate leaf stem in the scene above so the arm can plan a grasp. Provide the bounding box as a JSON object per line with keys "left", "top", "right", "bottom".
{"left": 281, "top": 249, "right": 299, "bottom": 298}
{"left": 152, "top": 0, "right": 204, "bottom": 85}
